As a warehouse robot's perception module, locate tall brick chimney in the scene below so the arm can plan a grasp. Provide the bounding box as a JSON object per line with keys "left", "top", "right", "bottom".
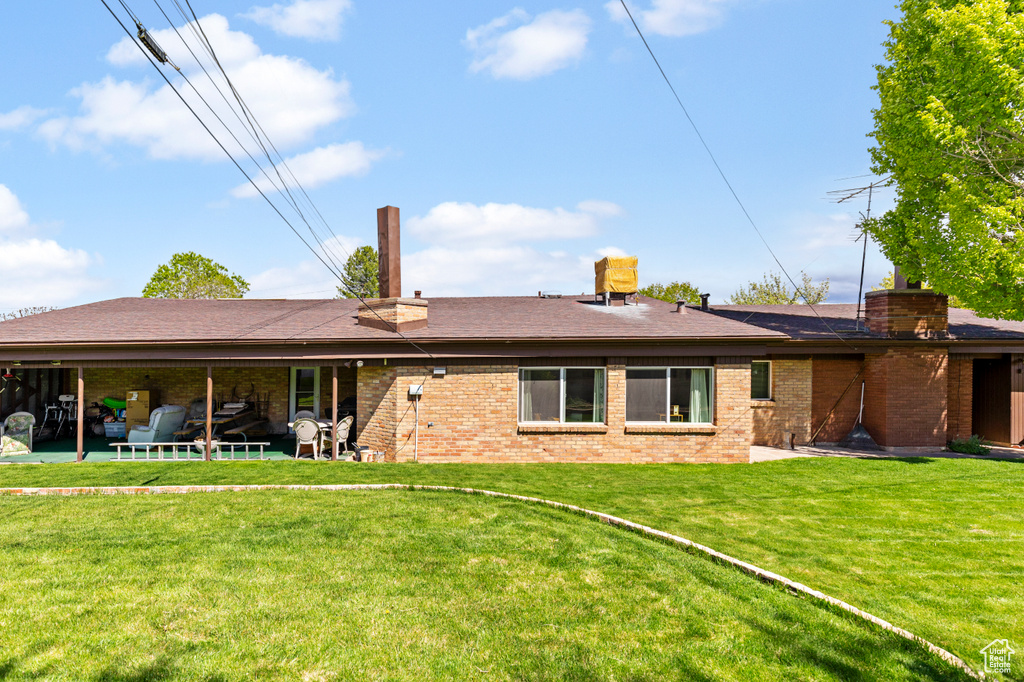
{"left": 358, "top": 205, "right": 428, "bottom": 332}
{"left": 378, "top": 205, "right": 401, "bottom": 299}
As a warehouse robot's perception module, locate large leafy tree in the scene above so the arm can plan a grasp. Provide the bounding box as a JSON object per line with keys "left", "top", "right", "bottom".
{"left": 142, "top": 252, "right": 249, "bottom": 299}
{"left": 869, "top": 0, "right": 1024, "bottom": 319}
{"left": 729, "top": 271, "right": 829, "bottom": 305}
{"left": 638, "top": 281, "right": 701, "bottom": 303}
{"left": 336, "top": 245, "right": 379, "bottom": 299}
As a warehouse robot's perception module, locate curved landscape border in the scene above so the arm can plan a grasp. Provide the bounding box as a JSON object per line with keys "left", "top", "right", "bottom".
{"left": 0, "top": 482, "right": 982, "bottom": 680}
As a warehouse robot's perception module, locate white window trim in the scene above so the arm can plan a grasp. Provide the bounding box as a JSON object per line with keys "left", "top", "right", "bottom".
{"left": 624, "top": 366, "right": 715, "bottom": 425}
{"left": 288, "top": 367, "right": 321, "bottom": 426}
{"left": 751, "top": 360, "right": 772, "bottom": 401}
{"left": 517, "top": 366, "right": 607, "bottom": 425}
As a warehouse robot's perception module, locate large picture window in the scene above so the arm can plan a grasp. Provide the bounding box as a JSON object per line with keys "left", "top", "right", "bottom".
{"left": 751, "top": 361, "right": 771, "bottom": 400}
{"left": 625, "top": 367, "right": 713, "bottom": 424}
{"left": 519, "top": 368, "right": 606, "bottom": 423}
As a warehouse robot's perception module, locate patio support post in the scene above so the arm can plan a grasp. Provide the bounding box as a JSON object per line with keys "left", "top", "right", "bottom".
{"left": 76, "top": 366, "right": 84, "bottom": 462}
{"left": 331, "top": 365, "right": 338, "bottom": 461}
{"left": 205, "top": 366, "right": 213, "bottom": 462}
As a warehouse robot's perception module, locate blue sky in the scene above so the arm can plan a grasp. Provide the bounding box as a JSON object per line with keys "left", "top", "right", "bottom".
{"left": 0, "top": 1, "right": 901, "bottom": 312}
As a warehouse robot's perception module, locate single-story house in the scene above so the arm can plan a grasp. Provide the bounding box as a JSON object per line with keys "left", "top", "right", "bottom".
{"left": 3, "top": 208, "right": 1024, "bottom": 463}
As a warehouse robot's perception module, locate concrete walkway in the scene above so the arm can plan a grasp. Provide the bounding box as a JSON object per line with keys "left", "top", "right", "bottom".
{"left": 750, "top": 443, "right": 1024, "bottom": 463}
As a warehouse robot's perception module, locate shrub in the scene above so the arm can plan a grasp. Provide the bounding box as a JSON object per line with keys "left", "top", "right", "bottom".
{"left": 947, "top": 435, "right": 991, "bottom": 456}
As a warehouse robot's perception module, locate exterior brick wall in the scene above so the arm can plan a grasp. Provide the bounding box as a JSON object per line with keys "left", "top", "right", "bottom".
{"left": 751, "top": 357, "right": 812, "bottom": 447}
{"left": 356, "top": 358, "right": 752, "bottom": 463}
{"left": 947, "top": 356, "right": 973, "bottom": 441}
{"left": 811, "top": 356, "right": 864, "bottom": 443}
{"left": 863, "top": 348, "right": 948, "bottom": 447}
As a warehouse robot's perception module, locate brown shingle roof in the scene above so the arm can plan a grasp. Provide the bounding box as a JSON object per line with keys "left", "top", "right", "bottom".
{"left": 709, "top": 304, "right": 1024, "bottom": 341}
{"left": 0, "top": 296, "right": 786, "bottom": 346}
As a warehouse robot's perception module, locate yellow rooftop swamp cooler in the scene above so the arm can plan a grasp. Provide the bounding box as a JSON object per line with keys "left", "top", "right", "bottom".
{"left": 595, "top": 256, "right": 639, "bottom": 305}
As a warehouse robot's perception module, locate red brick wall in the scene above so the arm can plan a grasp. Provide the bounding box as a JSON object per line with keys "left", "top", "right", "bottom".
{"left": 947, "top": 356, "right": 973, "bottom": 441}
{"left": 356, "top": 359, "right": 752, "bottom": 463}
{"left": 863, "top": 348, "right": 948, "bottom": 447}
{"left": 811, "top": 356, "right": 864, "bottom": 443}
{"left": 751, "top": 357, "right": 812, "bottom": 447}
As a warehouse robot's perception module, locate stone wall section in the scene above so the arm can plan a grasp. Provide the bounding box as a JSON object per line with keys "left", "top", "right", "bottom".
{"left": 751, "top": 357, "right": 812, "bottom": 447}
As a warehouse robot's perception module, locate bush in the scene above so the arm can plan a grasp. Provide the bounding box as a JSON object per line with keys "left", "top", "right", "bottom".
{"left": 947, "top": 435, "right": 991, "bottom": 456}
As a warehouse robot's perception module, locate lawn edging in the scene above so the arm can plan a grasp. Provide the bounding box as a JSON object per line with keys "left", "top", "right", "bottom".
{"left": 0, "top": 482, "right": 983, "bottom": 680}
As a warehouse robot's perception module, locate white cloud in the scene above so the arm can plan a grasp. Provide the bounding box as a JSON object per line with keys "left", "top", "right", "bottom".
{"left": 0, "top": 106, "right": 48, "bottom": 131}
{"left": 407, "top": 200, "right": 620, "bottom": 245}
{"left": 247, "top": 235, "right": 360, "bottom": 297}
{"left": 466, "top": 9, "right": 592, "bottom": 80}
{"left": 0, "top": 185, "right": 30, "bottom": 233}
{"left": 39, "top": 14, "right": 353, "bottom": 161}
{"left": 243, "top": 0, "right": 353, "bottom": 41}
{"left": 0, "top": 185, "right": 101, "bottom": 309}
{"left": 606, "top": 0, "right": 730, "bottom": 37}
{"left": 231, "top": 142, "right": 386, "bottom": 198}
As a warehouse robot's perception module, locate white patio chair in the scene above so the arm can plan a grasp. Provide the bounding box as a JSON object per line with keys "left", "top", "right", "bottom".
{"left": 322, "top": 415, "right": 354, "bottom": 457}
{"left": 294, "top": 410, "right": 316, "bottom": 421}
{"left": 293, "top": 418, "right": 323, "bottom": 459}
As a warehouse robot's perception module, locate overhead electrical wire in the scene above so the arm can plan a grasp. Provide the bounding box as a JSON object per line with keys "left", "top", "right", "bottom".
{"left": 99, "top": 0, "right": 436, "bottom": 359}
{"left": 618, "top": 0, "right": 859, "bottom": 351}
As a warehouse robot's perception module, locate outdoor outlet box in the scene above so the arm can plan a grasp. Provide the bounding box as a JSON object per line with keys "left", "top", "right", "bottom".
{"left": 408, "top": 384, "right": 424, "bottom": 397}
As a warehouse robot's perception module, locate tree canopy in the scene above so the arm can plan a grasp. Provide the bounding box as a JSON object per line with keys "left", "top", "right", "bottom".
{"left": 729, "top": 271, "right": 829, "bottom": 305}
{"left": 336, "top": 245, "right": 379, "bottom": 299}
{"left": 638, "top": 281, "right": 701, "bottom": 304}
{"left": 142, "top": 252, "right": 249, "bottom": 299}
{"left": 869, "top": 0, "right": 1024, "bottom": 319}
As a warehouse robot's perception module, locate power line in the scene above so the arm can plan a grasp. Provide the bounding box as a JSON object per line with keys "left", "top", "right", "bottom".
{"left": 618, "top": 0, "right": 860, "bottom": 349}
{"left": 99, "top": 0, "right": 436, "bottom": 359}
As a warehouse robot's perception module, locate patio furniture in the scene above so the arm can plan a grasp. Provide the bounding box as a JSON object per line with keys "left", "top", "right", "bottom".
{"left": 322, "top": 416, "right": 354, "bottom": 455}
{"left": 293, "top": 418, "right": 324, "bottom": 459}
{"left": 1, "top": 412, "right": 36, "bottom": 455}
{"left": 128, "top": 405, "right": 186, "bottom": 444}
{"left": 294, "top": 410, "right": 316, "bottom": 420}
{"left": 173, "top": 398, "right": 209, "bottom": 442}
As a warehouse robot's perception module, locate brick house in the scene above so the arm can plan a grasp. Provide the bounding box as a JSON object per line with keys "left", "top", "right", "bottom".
{"left": 4, "top": 207, "right": 1024, "bottom": 463}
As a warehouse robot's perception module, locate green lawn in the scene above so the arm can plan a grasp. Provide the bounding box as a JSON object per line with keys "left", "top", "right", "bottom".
{"left": 1, "top": 456, "right": 1021, "bottom": 679}
{"left": 0, "top": 490, "right": 971, "bottom": 681}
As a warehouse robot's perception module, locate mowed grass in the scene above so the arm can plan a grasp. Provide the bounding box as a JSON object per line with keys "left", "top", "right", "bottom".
{"left": 2, "top": 456, "right": 1022, "bottom": 677}
{"left": 0, "top": 490, "right": 970, "bottom": 681}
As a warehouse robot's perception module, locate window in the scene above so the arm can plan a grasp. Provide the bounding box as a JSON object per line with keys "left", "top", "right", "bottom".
{"left": 625, "top": 367, "right": 713, "bottom": 424}
{"left": 519, "top": 368, "right": 606, "bottom": 423}
{"left": 751, "top": 361, "right": 771, "bottom": 400}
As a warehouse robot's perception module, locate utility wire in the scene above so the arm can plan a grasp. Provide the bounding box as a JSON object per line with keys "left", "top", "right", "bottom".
{"left": 618, "top": 0, "right": 860, "bottom": 349}
{"left": 100, "top": 0, "right": 436, "bottom": 359}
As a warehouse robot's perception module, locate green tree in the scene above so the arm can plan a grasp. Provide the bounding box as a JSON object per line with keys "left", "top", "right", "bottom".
{"left": 336, "top": 245, "right": 379, "bottom": 299}
{"left": 729, "top": 271, "right": 829, "bottom": 305}
{"left": 638, "top": 281, "right": 701, "bottom": 303}
{"left": 869, "top": 0, "right": 1024, "bottom": 319}
{"left": 142, "top": 252, "right": 249, "bottom": 299}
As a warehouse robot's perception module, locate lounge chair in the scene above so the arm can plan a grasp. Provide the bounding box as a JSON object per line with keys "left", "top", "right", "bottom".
{"left": 128, "top": 405, "right": 186, "bottom": 444}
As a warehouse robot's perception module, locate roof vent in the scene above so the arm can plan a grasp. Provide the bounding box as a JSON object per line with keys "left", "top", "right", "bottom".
{"left": 700, "top": 293, "right": 710, "bottom": 312}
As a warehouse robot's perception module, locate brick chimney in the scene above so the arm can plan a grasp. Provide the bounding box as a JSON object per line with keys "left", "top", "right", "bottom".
{"left": 378, "top": 205, "right": 401, "bottom": 298}
{"left": 864, "top": 289, "right": 948, "bottom": 338}
{"left": 357, "top": 205, "right": 428, "bottom": 332}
